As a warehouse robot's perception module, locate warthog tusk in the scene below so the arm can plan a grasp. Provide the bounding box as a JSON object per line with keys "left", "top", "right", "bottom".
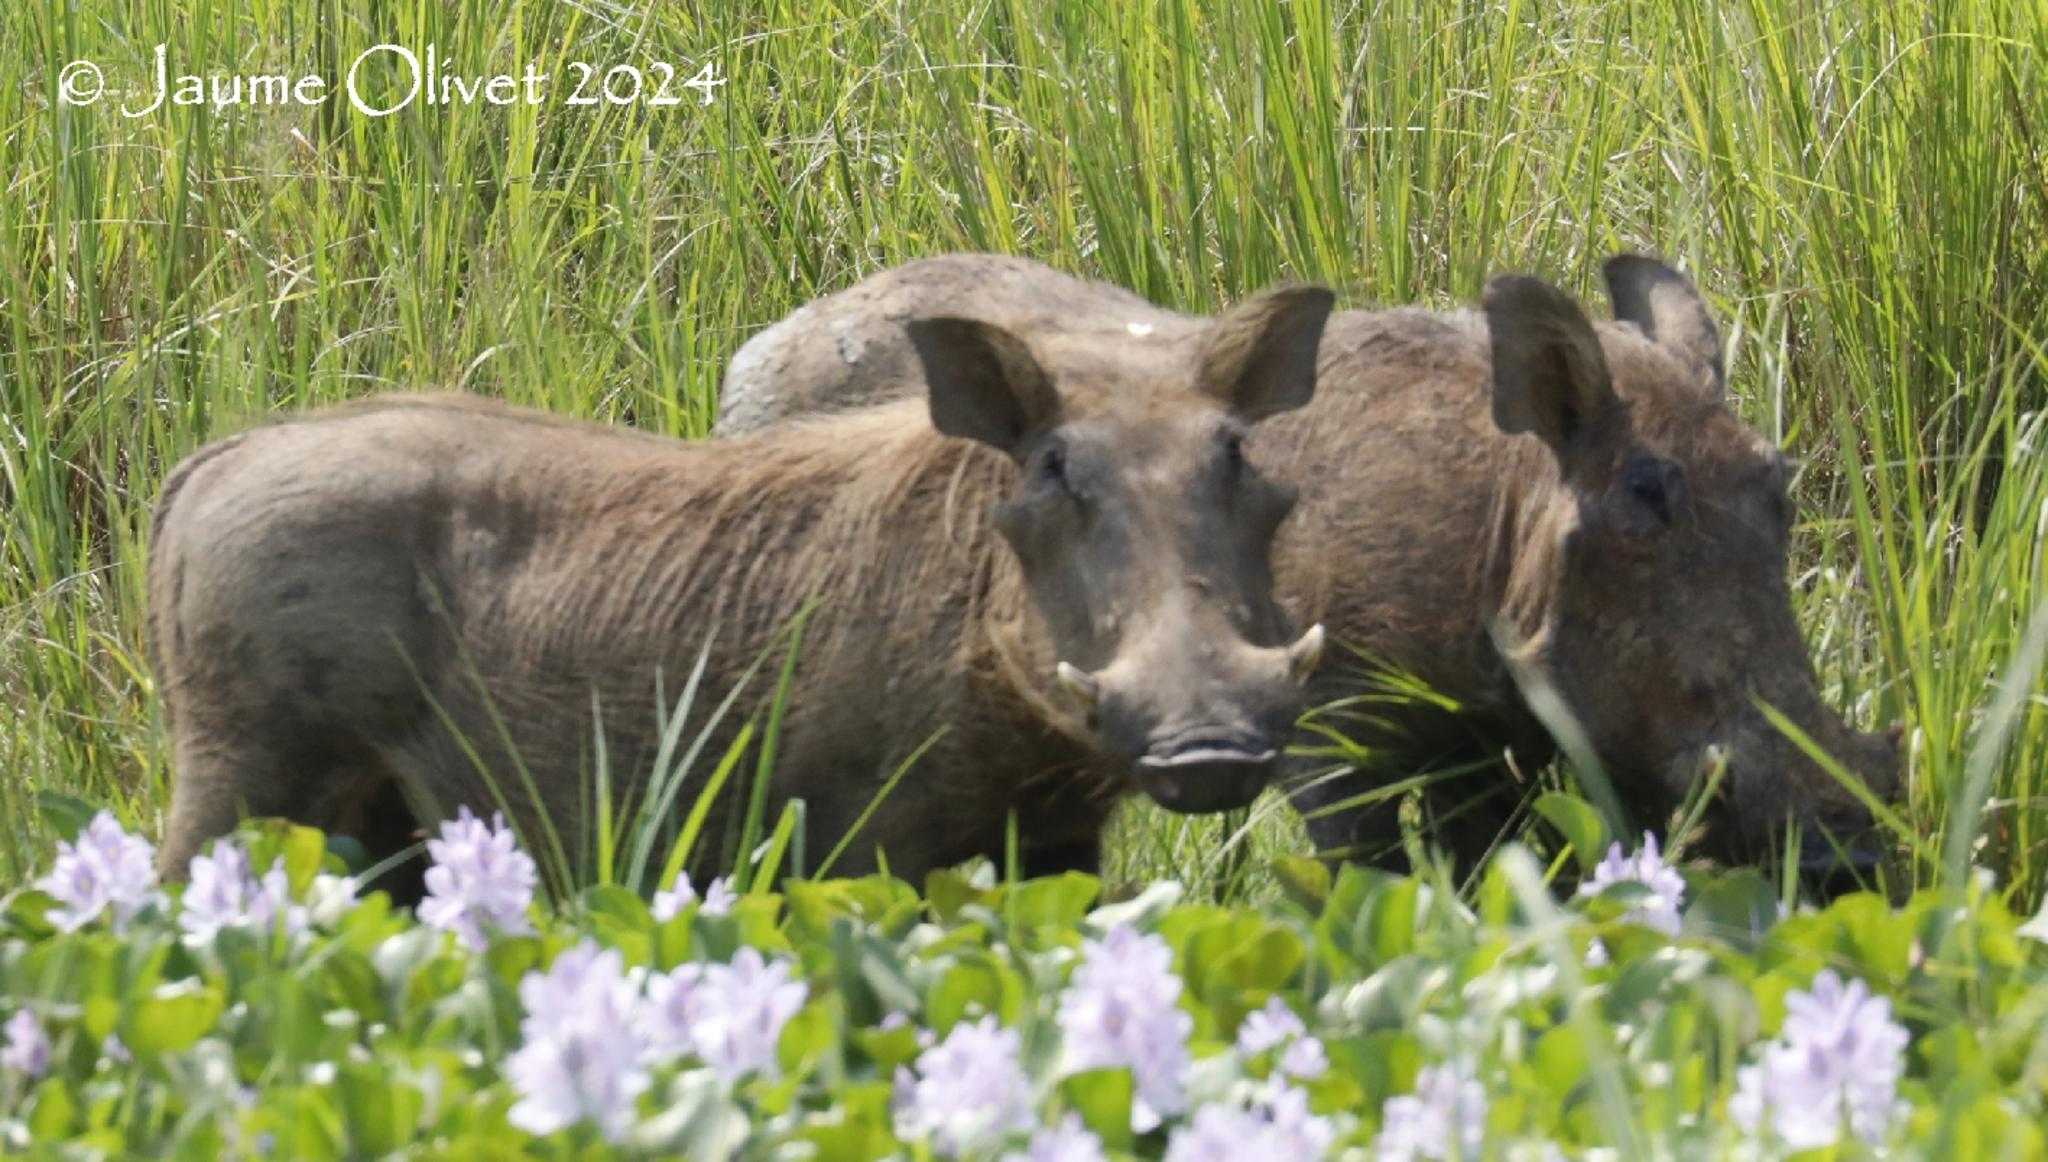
{"left": 1055, "top": 662, "right": 1100, "bottom": 708}
{"left": 1701, "top": 744, "right": 1729, "bottom": 794}
{"left": 1287, "top": 623, "right": 1327, "bottom": 682}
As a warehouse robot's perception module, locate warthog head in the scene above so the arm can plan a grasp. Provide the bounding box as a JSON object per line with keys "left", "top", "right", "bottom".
{"left": 1485, "top": 257, "right": 1900, "bottom": 867}
{"left": 908, "top": 285, "right": 1335, "bottom": 814}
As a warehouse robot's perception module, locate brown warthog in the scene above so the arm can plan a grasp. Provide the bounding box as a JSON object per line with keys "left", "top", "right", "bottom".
{"left": 149, "top": 287, "right": 1334, "bottom": 889}
{"left": 718, "top": 254, "right": 1901, "bottom": 870}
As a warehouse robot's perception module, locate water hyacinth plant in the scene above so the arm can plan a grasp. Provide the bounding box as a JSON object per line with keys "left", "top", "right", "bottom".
{"left": 1577, "top": 833, "right": 1687, "bottom": 938}
{"left": 1233, "top": 997, "right": 1327, "bottom": 1084}
{"left": 36, "top": 812, "right": 161, "bottom": 935}
{"left": 653, "top": 870, "right": 737, "bottom": 923}
{"left": 176, "top": 840, "right": 302, "bottom": 943}
{"left": 681, "top": 947, "right": 811, "bottom": 1083}
{"left": 417, "top": 807, "right": 540, "bottom": 951}
{"left": 1728, "top": 971, "right": 1912, "bottom": 1150}
{"left": 505, "top": 943, "right": 652, "bottom": 1143}
{"left": 1007, "top": 1115, "right": 1110, "bottom": 1162}
{"left": 893, "top": 1015, "right": 1038, "bottom": 1154}
{"left": 1056, "top": 925, "right": 1195, "bottom": 1132}
{"left": 1372, "top": 1059, "right": 1487, "bottom": 1162}
{"left": 4, "top": 813, "right": 2046, "bottom": 1156}
{"left": 0, "top": 1011, "right": 48, "bottom": 1080}
{"left": 1576, "top": 832, "right": 1689, "bottom": 968}
{"left": 1163, "top": 1084, "right": 1334, "bottom": 1161}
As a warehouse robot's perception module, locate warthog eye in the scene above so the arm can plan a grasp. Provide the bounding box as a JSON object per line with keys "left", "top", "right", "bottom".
{"left": 1223, "top": 433, "right": 1247, "bottom": 474}
{"left": 1623, "top": 455, "right": 1678, "bottom": 528}
{"left": 1036, "top": 445, "right": 1068, "bottom": 489}
{"left": 1766, "top": 488, "right": 1793, "bottom": 535}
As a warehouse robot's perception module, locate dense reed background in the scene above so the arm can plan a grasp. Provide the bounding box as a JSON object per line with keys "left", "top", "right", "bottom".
{"left": 2, "top": 0, "right": 2043, "bottom": 905}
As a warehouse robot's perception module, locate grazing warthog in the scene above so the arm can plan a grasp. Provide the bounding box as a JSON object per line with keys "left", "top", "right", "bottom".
{"left": 719, "top": 254, "right": 1902, "bottom": 870}
{"left": 149, "top": 287, "right": 1335, "bottom": 888}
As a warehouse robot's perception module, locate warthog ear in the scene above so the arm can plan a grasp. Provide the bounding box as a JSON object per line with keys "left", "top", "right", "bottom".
{"left": 1603, "top": 254, "right": 1725, "bottom": 397}
{"left": 1484, "top": 274, "right": 1617, "bottom": 452}
{"left": 908, "top": 317, "right": 1062, "bottom": 457}
{"left": 1195, "top": 285, "right": 1336, "bottom": 422}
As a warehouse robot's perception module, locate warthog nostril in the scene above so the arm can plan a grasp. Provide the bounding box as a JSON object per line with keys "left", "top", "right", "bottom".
{"left": 1286, "top": 623, "right": 1327, "bottom": 683}
{"left": 1796, "top": 823, "right": 1890, "bottom": 897}
{"left": 1141, "top": 732, "right": 1277, "bottom": 767}
{"left": 1055, "top": 661, "right": 1100, "bottom": 709}
{"left": 1800, "top": 842, "right": 1884, "bottom": 875}
{"left": 1133, "top": 734, "right": 1280, "bottom": 815}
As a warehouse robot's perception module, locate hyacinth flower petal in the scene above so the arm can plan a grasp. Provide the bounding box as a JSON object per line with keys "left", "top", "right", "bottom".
{"left": 1056, "top": 924, "right": 1194, "bottom": 1131}
{"left": 1578, "top": 831, "right": 1686, "bottom": 938}
{"left": 39, "top": 811, "right": 161, "bottom": 934}
{"left": 893, "top": 1014, "right": 1037, "bottom": 1156}
{"left": 1372, "top": 1058, "right": 1487, "bottom": 1162}
{"left": 1727, "top": 969, "right": 1909, "bottom": 1149}
{"left": 1, "top": 1010, "right": 50, "bottom": 1079}
{"left": 417, "top": 807, "right": 539, "bottom": 951}
{"left": 506, "top": 941, "right": 651, "bottom": 1143}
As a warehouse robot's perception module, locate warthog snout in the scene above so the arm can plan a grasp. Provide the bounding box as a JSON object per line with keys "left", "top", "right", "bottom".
{"left": 1800, "top": 726, "right": 1903, "bottom": 868}
{"left": 1135, "top": 745, "right": 1275, "bottom": 816}
{"left": 1689, "top": 719, "right": 1903, "bottom": 872}
{"left": 1059, "top": 622, "right": 1326, "bottom": 814}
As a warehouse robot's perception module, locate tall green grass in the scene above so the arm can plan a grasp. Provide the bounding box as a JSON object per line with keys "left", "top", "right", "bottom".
{"left": 2, "top": 0, "right": 2042, "bottom": 903}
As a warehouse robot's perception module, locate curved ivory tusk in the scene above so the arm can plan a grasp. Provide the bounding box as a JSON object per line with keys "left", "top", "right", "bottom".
{"left": 1700, "top": 744, "right": 1729, "bottom": 791}
{"left": 1287, "top": 623, "right": 1327, "bottom": 682}
{"left": 1055, "top": 661, "right": 1101, "bottom": 708}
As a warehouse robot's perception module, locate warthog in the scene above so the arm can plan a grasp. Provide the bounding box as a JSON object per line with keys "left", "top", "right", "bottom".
{"left": 149, "top": 287, "right": 1334, "bottom": 889}
{"left": 719, "top": 254, "right": 1902, "bottom": 869}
